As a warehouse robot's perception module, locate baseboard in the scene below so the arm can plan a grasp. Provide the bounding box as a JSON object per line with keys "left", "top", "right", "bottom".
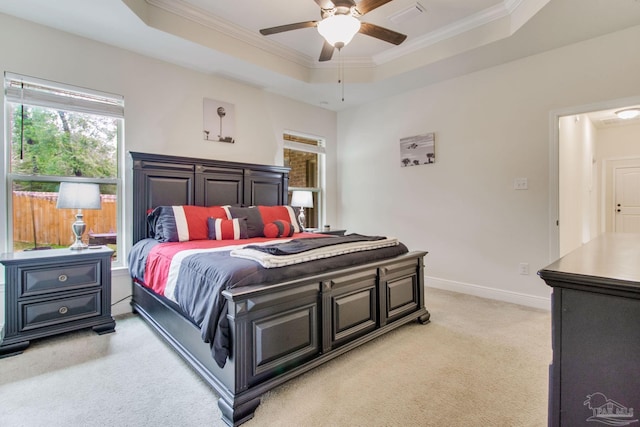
{"left": 425, "top": 276, "right": 551, "bottom": 311}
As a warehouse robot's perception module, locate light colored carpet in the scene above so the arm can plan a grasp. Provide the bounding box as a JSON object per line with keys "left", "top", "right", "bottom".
{"left": 0, "top": 288, "right": 551, "bottom": 426}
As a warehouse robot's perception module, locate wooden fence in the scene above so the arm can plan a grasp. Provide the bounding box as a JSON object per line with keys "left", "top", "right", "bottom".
{"left": 12, "top": 191, "right": 117, "bottom": 246}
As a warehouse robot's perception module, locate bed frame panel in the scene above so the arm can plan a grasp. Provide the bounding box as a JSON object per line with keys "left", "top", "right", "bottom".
{"left": 129, "top": 151, "right": 430, "bottom": 426}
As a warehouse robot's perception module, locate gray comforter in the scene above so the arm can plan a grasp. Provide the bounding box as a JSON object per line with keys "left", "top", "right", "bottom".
{"left": 129, "top": 236, "right": 408, "bottom": 367}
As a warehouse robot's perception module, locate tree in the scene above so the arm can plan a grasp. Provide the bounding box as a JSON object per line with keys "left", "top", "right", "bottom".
{"left": 10, "top": 105, "right": 117, "bottom": 192}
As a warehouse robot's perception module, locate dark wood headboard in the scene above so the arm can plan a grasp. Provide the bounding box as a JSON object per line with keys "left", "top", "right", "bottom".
{"left": 130, "top": 152, "right": 290, "bottom": 244}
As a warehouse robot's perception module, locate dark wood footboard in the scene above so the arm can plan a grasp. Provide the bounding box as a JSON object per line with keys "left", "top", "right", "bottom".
{"left": 132, "top": 250, "right": 429, "bottom": 426}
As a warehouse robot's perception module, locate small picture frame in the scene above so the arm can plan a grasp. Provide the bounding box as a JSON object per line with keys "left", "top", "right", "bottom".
{"left": 400, "top": 133, "right": 435, "bottom": 167}
{"left": 203, "top": 98, "right": 235, "bottom": 143}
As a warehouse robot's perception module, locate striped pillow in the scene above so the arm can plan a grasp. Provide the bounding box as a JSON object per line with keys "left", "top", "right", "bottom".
{"left": 148, "top": 205, "right": 228, "bottom": 242}
{"left": 263, "top": 220, "right": 296, "bottom": 238}
{"left": 207, "top": 217, "right": 248, "bottom": 240}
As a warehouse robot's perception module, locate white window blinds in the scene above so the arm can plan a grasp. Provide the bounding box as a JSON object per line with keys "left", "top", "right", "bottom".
{"left": 4, "top": 72, "right": 124, "bottom": 118}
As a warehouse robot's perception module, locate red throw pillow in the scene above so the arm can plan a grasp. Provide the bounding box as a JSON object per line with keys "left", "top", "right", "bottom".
{"left": 263, "top": 220, "right": 295, "bottom": 238}
{"left": 257, "top": 206, "right": 301, "bottom": 233}
{"left": 207, "top": 217, "right": 248, "bottom": 240}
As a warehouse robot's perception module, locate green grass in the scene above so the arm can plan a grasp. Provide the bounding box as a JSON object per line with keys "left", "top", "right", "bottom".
{"left": 14, "top": 242, "right": 66, "bottom": 251}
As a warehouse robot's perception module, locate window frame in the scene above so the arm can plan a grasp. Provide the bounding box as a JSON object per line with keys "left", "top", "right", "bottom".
{"left": 4, "top": 73, "right": 124, "bottom": 267}
{"left": 283, "top": 131, "right": 326, "bottom": 229}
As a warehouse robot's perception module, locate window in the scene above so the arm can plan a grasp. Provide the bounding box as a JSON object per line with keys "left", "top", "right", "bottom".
{"left": 4, "top": 73, "right": 124, "bottom": 264}
{"left": 283, "top": 132, "right": 325, "bottom": 229}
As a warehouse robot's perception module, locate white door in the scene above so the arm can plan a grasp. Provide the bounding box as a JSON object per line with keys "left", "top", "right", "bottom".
{"left": 615, "top": 167, "right": 640, "bottom": 232}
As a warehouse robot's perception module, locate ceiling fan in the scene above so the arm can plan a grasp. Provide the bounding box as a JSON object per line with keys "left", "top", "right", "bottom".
{"left": 259, "top": 0, "right": 407, "bottom": 62}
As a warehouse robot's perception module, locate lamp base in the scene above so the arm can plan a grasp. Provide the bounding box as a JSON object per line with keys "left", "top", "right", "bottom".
{"left": 298, "top": 207, "right": 306, "bottom": 232}
{"left": 69, "top": 240, "right": 89, "bottom": 250}
{"left": 69, "top": 211, "right": 88, "bottom": 250}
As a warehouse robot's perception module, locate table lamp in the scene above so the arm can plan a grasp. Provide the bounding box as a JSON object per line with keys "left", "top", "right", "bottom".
{"left": 290, "top": 190, "right": 313, "bottom": 231}
{"left": 56, "top": 182, "right": 102, "bottom": 250}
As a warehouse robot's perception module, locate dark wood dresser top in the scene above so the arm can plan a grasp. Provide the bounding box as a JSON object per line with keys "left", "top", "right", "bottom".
{"left": 539, "top": 233, "right": 640, "bottom": 294}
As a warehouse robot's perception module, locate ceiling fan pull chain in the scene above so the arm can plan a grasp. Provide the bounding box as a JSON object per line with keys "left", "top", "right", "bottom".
{"left": 339, "top": 48, "right": 345, "bottom": 102}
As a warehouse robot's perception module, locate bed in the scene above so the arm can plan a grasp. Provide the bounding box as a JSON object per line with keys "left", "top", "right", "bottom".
{"left": 128, "top": 151, "right": 431, "bottom": 426}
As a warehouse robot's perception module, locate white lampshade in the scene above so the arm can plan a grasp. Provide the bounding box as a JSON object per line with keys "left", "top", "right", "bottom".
{"left": 57, "top": 182, "right": 102, "bottom": 250}
{"left": 317, "top": 15, "right": 361, "bottom": 48}
{"left": 56, "top": 182, "right": 102, "bottom": 210}
{"left": 291, "top": 190, "right": 313, "bottom": 208}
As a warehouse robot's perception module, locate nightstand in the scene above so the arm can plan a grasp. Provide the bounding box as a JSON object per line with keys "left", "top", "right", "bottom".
{"left": 0, "top": 246, "right": 115, "bottom": 357}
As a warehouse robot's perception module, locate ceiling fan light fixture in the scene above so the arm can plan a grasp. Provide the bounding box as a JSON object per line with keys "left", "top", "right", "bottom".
{"left": 615, "top": 108, "right": 640, "bottom": 120}
{"left": 317, "top": 15, "right": 361, "bottom": 48}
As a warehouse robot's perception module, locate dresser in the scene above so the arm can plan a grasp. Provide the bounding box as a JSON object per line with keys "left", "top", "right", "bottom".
{"left": 538, "top": 234, "right": 640, "bottom": 427}
{"left": 0, "top": 246, "right": 115, "bottom": 357}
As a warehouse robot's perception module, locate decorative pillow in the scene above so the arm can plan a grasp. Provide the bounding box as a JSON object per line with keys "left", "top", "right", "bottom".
{"left": 207, "top": 217, "right": 248, "bottom": 240}
{"left": 148, "top": 205, "right": 229, "bottom": 242}
{"left": 263, "top": 220, "right": 296, "bottom": 238}
{"left": 225, "top": 206, "right": 265, "bottom": 238}
{"left": 225, "top": 205, "right": 301, "bottom": 238}
{"left": 256, "top": 206, "right": 301, "bottom": 233}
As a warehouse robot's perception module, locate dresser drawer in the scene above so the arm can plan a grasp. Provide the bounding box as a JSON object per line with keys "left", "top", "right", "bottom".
{"left": 19, "top": 291, "right": 101, "bottom": 331}
{"left": 20, "top": 261, "right": 101, "bottom": 297}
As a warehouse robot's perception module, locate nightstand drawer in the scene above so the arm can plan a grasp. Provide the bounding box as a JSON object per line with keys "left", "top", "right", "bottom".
{"left": 20, "top": 291, "right": 101, "bottom": 331}
{"left": 20, "top": 261, "right": 101, "bottom": 297}
{"left": 1, "top": 247, "right": 115, "bottom": 357}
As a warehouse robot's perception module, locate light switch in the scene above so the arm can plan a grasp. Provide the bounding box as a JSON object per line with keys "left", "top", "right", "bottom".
{"left": 514, "top": 178, "right": 528, "bottom": 190}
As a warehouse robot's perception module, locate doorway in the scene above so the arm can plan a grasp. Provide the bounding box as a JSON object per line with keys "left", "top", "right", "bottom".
{"left": 610, "top": 164, "right": 640, "bottom": 233}
{"left": 549, "top": 96, "right": 640, "bottom": 261}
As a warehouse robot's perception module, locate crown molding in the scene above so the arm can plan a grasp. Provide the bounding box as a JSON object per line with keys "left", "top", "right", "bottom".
{"left": 373, "top": 1, "right": 512, "bottom": 64}
{"left": 147, "top": 0, "right": 544, "bottom": 71}
{"left": 505, "top": 0, "right": 526, "bottom": 13}
{"left": 146, "top": 0, "right": 318, "bottom": 68}
{"left": 373, "top": 0, "right": 546, "bottom": 65}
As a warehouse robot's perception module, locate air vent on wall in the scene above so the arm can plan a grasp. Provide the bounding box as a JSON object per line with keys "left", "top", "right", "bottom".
{"left": 389, "top": 2, "right": 425, "bottom": 25}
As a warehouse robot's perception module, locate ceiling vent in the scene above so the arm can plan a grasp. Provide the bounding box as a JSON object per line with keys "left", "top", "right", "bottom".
{"left": 389, "top": 2, "right": 425, "bottom": 25}
{"left": 600, "top": 117, "right": 640, "bottom": 127}
{"left": 601, "top": 118, "right": 621, "bottom": 126}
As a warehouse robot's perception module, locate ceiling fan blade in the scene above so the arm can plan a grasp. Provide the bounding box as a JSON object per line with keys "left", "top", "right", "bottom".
{"left": 358, "top": 22, "right": 407, "bottom": 45}
{"left": 319, "top": 41, "right": 335, "bottom": 61}
{"left": 260, "top": 21, "right": 318, "bottom": 36}
{"left": 313, "top": 0, "right": 336, "bottom": 10}
{"left": 353, "top": 0, "right": 393, "bottom": 15}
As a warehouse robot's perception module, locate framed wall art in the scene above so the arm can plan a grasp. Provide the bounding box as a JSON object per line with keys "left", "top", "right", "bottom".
{"left": 400, "top": 132, "right": 435, "bottom": 167}
{"left": 203, "top": 98, "right": 235, "bottom": 143}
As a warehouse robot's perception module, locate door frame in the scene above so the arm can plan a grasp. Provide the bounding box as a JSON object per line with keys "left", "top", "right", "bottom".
{"left": 548, "top": 95, "right": 640, "bottom": 262}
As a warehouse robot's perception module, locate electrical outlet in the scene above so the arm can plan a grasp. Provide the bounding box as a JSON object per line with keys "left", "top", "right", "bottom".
{"left": 519, "top": 262, "right": 530, "bottom": 275}
{"left": 514, "top": 178, "right": 528, "bottom": 190}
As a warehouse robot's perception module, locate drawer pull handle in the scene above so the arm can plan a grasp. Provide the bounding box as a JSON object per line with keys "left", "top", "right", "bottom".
{"left": 58, "top": 274, "right": 68, "bottom": 282}
{"left": 58, "top": 306, "right": 69, "bottom": 315}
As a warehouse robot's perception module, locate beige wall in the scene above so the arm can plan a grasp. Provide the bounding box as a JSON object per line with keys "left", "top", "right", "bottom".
{"left": 597, "top": 122, "right": 640, "bottom": 159}
{"left": 0, "top": 13, "right": 337, "bottom": 315}
{"left": 337, "top": 24, "right": 640, "bottom": 308}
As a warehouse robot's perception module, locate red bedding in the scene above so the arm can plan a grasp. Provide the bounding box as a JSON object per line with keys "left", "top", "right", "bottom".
{"left": 142, "top": 233, "right": 320, "bottom": 298}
